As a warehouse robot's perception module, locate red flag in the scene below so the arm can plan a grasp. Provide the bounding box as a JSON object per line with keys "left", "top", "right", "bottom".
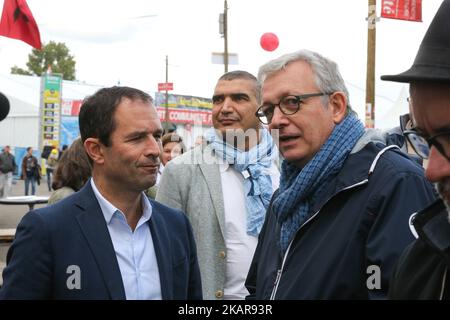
{"left": 0, "top": 0, "right": 41, "bottom": 49}
{"left": 381, "top": 0, "right": 422, "bottom": 22}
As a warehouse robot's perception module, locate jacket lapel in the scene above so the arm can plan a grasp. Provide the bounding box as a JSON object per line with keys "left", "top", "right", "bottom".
{"left": 74, "top": 182, "right": 126, "bottom": 300}
{"left": 147, "top": 207, "right": 172, "bottom": 299}
{"left": 198, "top": 145, "right": 226, "bottom": 237}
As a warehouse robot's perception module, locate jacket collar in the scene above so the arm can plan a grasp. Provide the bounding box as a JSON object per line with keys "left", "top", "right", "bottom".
{"left": 73, "top": 182, "right": 126, "bottom": 300}
{"left": 311, "top": 142, "right": 386, "bottom": 213}
{"left": 413, "top": 199, "right": 450, "bottom": 263}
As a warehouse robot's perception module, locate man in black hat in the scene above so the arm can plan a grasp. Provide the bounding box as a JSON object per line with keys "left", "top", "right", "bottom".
{"left": 382, "top": 0, "right": 450, "bottom": 299}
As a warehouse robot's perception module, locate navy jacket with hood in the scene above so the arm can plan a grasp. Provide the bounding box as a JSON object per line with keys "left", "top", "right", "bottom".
{"left": 245, "top": 131, "right": 437, "bottom": 299}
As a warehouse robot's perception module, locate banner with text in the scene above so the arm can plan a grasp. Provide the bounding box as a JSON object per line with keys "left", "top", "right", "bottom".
{"left": 62, "top": 99, "right": 83, "bottom": 116}
{"left": 155, "top": 92, "right": 212, "bottom": 110}
{"left": 381, "top": 0, "right": 422, "bottom": 22}
{"left": 39, "top": 74, "right": 62, "bottom": 150}
{"left": 156, "top": 107, "right": 212, "bottom": 126}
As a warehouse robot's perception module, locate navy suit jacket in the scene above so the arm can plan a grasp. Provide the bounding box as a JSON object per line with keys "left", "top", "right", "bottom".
{"left": 0, "top": 182, "right": 202, "bottom": 299}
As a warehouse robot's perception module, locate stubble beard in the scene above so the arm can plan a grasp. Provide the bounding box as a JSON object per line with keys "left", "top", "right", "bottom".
{"left": 436, "top": 179, "right": 450, "bottom": 223}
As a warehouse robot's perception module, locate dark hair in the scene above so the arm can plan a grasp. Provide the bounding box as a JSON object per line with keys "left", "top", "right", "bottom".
{"left": 52, "top": 138, "right": 92, "bottom": 191}
{"left": 219, "top": 70, "right": 257, "bottom": 82}
{"left": 79, "top": 86, "right": 153, "bottom": 147}
{"left": 217, "top": 70, "right": 258, "bottom": 101}
{"left": 161, "top": 132, "right": 186, "bottom": 153}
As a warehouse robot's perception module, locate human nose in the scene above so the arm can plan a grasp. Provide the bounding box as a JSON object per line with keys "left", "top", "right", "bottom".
{"left": 144, "top": 135, "right": 161, "bottom": 158}
{"left": 220, "top": 97, "right": 234, "bottom": 113}
{"left": 268, "top": 105, "right": 288, "bottom": 129}
{"left": 425, "top": 147, "right": 450, "bottom": 183}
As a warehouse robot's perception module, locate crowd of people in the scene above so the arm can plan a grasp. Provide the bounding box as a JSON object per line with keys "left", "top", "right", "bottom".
{"left": 1, "top": 0, "right": 450, "bottom": 300}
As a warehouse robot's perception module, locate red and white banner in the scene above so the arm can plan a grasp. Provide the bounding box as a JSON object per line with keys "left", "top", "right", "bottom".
{"left": 62, "top": 99, "right": 83, "bottom": 116}
{"left": 381, "top": 0, "right": 422, "bottom": 22}
{"left": 158, "top": 82, "right": 173, "bottom": 91}
{"left": 61, "top": 101, "right": 212, "bottom": 125}
{"left": 157, "top": 107, "right": 212, "bottom": 125}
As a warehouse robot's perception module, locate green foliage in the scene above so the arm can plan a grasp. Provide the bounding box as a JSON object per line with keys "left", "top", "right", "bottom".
{"left": 10, "top": 41, "right": 76, "bottom": 80}
{"left": 10, "top": 66, "right": 31, "bottom": 76}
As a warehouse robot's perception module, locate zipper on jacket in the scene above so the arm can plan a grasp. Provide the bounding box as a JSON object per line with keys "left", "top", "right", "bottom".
{"left": 270, "top": 269, "right": 282, "bottom": 300}
{"left": 269, "top": 178, "right": 369, "bottom": 300}
{"left": 439, "top": 268, "right": 448, "bottom": 300}
{"left": 270, "top": 240, "right": 292, "bottom": 300}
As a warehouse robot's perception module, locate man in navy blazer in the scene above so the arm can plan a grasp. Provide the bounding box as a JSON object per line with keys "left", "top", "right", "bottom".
{"left": 0, "top": 86, "right": 202, "bottom": 299}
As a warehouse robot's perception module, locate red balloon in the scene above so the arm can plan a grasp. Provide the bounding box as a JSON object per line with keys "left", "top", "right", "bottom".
{"left": 260, "top": 32, "right": 279, "bottom": 51}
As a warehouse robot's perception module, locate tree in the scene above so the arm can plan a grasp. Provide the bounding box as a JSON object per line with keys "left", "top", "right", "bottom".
{"left": 11, "top": 41, "right": 76, "bottom": 80}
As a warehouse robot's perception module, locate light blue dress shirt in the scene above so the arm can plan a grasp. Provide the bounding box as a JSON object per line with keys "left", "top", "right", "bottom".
{"left": 90, "top": 179, "right": 162, "bottom": 300}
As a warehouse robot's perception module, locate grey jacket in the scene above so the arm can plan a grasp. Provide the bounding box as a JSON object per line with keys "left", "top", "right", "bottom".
{"left": 156, "top": 145, "right": 226, "bottom": 300}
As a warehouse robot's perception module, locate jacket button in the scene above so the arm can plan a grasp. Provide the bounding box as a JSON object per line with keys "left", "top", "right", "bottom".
{"left": 215, "top": 290, "right": 224, "bottom": 299}
{"left": 218, "top": 251, "right": 226, "bottom": 259}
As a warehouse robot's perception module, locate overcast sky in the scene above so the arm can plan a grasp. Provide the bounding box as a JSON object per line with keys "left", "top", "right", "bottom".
{"left": 0, "top": 0, "right": 444, "bottom": 128}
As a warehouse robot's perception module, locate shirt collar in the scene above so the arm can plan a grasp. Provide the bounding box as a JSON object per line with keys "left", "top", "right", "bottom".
{"left": 90, "top": 178, "right": 152, "bottom": 225}
{"left": 217, "top": 157, "right": 250, "bottom": 179}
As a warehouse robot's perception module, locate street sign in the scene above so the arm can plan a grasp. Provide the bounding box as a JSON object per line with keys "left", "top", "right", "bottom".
{"left": 158, "top": 82, "right": 173, "bottom": 91}
{"left": 211, "top": 52, "right": 239, "bottom": 65}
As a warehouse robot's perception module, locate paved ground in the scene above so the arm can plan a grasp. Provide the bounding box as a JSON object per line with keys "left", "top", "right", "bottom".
{"left": 0, "top": 179, "right": 52, "bottom": 284}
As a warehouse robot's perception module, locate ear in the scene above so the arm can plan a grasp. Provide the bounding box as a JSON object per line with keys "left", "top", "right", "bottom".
{"left": 84, "top": 138, "right": 105, "bottom": 165}
{"left": 329, "top": 92, "right": 347, "bottom": 124}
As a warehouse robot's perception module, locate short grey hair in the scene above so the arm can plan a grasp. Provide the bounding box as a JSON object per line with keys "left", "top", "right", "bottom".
{"left": 257, "top": 49, "right": 354, "bottom": 115}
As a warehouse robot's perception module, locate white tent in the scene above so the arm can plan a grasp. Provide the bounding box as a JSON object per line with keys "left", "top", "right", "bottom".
{"left": 377, "top": 86, "right": 409, "bottom": 130}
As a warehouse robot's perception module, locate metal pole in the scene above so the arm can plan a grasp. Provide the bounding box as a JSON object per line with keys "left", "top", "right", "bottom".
{"left": 165, "top": 55, "right": 170, "bottom": 132}
{"left": 224, "top": 0, "right": 228, "bottom": 73}
{"left": 365, "top": 0, "right": 376, "bottom": 128}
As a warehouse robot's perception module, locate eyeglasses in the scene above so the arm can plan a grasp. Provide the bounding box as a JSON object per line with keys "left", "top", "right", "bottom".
{"left": 255, "top": 92, "right": 331, "bottom": 125}
{"left": 403, "top": 129, "right": 450, "bottom": 161}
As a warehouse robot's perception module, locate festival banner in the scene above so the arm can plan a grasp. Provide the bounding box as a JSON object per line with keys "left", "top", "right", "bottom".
{"left": 39, "top": 74, "right": 62, "bottom": 150}
{"left": 156, "top": 107, "right": 212, "bottom": 126}
{"left": 381, "top": 0, "right": 422, "bottom": 22}
{"left": 155, "top": 92, "right": 213, "bottom": 110}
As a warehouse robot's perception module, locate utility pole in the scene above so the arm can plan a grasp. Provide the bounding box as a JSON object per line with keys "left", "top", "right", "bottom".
{"left": 165, "top": 55, "right": 170, "bottom": 132}
{"left": 365, "top": 0, "right": 377, "bottom": 128}
{"left": 223, "top": 0, "right": 228, "bottom": 73}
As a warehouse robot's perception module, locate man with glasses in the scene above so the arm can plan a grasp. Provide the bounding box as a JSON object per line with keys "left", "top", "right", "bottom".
{"left": 245, "top": 49, "right": 436, "bottom": 299}
{"left": 382, "top": 0, "right": 450, "bottom": 299}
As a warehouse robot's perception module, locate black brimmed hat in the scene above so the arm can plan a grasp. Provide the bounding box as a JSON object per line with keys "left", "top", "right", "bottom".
{"left": 381, "top": 0, "right": 450, "bottom": 83}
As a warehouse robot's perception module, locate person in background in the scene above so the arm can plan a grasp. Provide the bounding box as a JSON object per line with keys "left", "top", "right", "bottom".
{"left": 59, "top": 144, "right": 68, "bottom": 160}
{"left": 245, "top": 49, "right": 436, "bottom": 299}
{"left": 21, "top": 147, "right": 39, "bottom": 196}
{"left": 46, "top": 147, "right": 59, "bottom": 192}
{"left": 146, "top": 132, "right": 185, "bottom": 199}
{"left": 47, "top": 138, "right": 92, "bottom": 205}
{"left": 157, "top": 70, "right": 280, "bottom": 300}
{"left": 160, "top": 132, "right": 185, "bottom": 166}
{"left": 381, "top": 0, "right": 450, "bottom": 299}
{"left": 0, "top": 86, "right": 202, "bottom": 299}
{"left": 0, "top": 145, "right": 17, "bottom": 198}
